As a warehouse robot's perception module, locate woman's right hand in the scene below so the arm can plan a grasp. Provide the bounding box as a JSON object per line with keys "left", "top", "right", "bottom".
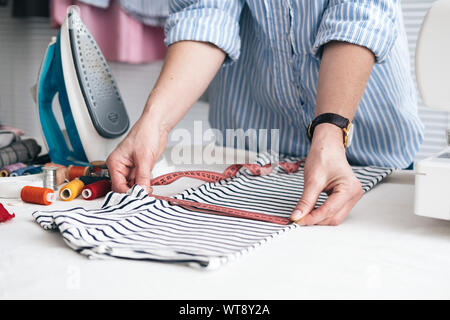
{"left": 106, "top": 41, "right": 227, "bottom": 193}
{"left": 106, "top": 111, "right": 169, "bottom": 194}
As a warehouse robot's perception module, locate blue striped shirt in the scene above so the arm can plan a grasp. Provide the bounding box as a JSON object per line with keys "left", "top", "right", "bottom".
{"left": 164, "top": 0, "right": 425, "bottom": 168}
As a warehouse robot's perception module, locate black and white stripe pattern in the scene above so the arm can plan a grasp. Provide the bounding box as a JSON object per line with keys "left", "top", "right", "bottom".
{"left": 33, "top": 155, "right": 393, "bottom": 269}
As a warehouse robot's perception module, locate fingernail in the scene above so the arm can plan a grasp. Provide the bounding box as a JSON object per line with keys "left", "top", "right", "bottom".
{"left": 291, "top": 209, "right": 304, "bottom": 221}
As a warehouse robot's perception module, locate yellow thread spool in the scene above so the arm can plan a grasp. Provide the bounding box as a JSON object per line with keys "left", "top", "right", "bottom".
{"left": 59, "top": 179, "right": 85, "bottom": 201}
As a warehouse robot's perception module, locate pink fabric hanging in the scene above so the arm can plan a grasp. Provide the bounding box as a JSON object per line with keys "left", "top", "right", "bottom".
{"left": 50, "top": 0, "right": 167, "bottom": 64}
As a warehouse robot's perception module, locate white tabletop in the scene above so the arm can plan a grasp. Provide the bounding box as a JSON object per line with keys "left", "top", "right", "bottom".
{"left": 0, "top": 160, "right": 449, "bottom": 300}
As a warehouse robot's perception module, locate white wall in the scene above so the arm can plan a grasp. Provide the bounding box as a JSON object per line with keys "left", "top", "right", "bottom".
{"left": 0, "top": 0, "right": 447, "bottom": 158}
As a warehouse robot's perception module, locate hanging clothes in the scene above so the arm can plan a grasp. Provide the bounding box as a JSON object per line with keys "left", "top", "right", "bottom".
{"left": 80, "top": 0, "right": 168, "bottom": 26}
{"left": 32, "top": 154, "right": 393, "bottom": 269}
{"left": 50, "top": 0, "right": 167, "bottom": 64}
{"left": 118, "top": 0, "right": 168, "bottom": 27}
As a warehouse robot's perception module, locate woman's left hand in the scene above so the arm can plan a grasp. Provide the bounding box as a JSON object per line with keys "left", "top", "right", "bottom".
{"left": 290, "top": 123, "right": 364, "bottom": 226}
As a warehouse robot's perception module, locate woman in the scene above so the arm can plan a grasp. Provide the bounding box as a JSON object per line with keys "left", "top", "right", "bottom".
{"left": 106, "top": 1, "right": 424, "bottom": 226}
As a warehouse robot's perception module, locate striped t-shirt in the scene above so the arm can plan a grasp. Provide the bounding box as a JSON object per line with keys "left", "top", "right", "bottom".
{"left": 33, "top": 154, "right": 392, "bottom": 269}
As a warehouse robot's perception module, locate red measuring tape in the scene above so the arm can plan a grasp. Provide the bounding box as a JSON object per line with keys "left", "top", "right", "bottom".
{"left": 149, "top": 161, "right": 303, "bottom": 225}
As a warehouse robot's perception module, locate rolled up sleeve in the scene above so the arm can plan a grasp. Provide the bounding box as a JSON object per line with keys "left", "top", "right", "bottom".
{"left": 311, "top": 0, "right": 400, "bottom": 63}
{"left": 165, "top": 0, "right": 244, "bottom": 64}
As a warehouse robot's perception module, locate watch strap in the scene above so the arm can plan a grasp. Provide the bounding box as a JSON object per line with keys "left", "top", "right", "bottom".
{"left": 307, "top": 113, "right": 350, "bottom": 140}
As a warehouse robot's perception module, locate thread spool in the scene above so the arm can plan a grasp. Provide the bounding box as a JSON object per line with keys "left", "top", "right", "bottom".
{"left": 59, "top": 179, "right": 85, "bottom": 201}
{"left": 22, "top": 166, "right": 42, "bottom": 176}
{"left": 90, "top": 161, "right": 106, "bottom": 173}
{"left": 91, "top": 168, "right": 109, "bottom": 178}
{"left": 43, "top": 166, "right": 58, "bottom": 191}
{"left": 79, "top": 176, "right": 108, "bottom": 186}
{"left": 90, "top": 160, "right": 109, "bottom": 178}
{"left": 21, "top": 186, "right": 56, "bottom": 206}
{"left": 82, "top": 179, "right": 111, "bottom": 200}
{"left": 67, "top": 165, "right": 91, "bottom": 181}
{"left": 10, "top": 165, "right": 42, "bottom": 177}
{"left": 1, "top": 163, "right": 26, "bottom": 177}
{"left": 45, "top": 163, "right": 68, "bottom": 186}
{"left": 44, "top": 162, "right": 66, "bottom": 169}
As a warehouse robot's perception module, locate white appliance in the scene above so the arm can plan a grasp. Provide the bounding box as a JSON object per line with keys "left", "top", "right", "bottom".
{"left": 414, "top": 0, "right": 450, "bottom": 220}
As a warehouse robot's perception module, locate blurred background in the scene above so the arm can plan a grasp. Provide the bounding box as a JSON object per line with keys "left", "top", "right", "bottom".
{"left": 0, "top": 0, "right": 447, "bottom": 158}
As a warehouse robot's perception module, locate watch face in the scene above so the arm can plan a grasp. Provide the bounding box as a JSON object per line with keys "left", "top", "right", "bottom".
{"left": 347, "top": 124, "right": 354, "bottom": 147}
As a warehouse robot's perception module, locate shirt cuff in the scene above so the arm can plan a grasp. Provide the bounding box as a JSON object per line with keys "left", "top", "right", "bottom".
{"left": 311, "top": 2, "right": 398, "bottom": 63}
{"left": 164, "top": 9, "right": 241, "bottom": 65}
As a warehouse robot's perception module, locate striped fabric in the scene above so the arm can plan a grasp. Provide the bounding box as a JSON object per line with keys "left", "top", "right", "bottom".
{"left": 164, "top": 0, "right": 425, "bottom": 169}
{"left": 33, "top": 154, "right": 392, "bottom": 269}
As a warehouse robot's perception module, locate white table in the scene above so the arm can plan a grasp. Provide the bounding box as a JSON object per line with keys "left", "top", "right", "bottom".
{"left": 0, "top": 158, "right": 449, "bottom": 300}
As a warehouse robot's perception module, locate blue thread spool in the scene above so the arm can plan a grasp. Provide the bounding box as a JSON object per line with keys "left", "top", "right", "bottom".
{"left": 10, "top": 166, "right": 43, "bottom": 177}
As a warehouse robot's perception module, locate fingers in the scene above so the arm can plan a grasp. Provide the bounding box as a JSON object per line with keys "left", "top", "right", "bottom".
{"left": 107, "top": 152, "right": 155, "bottom": 194}
{"left": 134, "top": 151, "right": 155, "bottom": 193}
{"left": 296, "top": 180, "right": 363, "bottom": 226}
{"left": 106, "top": 155, "right": 131, "bottom": 193}
{"left": 295, "top": 191, "right": 350, "bottom": 226}
{"left": 290, "top": 177, "right": 324, "bottom": 222}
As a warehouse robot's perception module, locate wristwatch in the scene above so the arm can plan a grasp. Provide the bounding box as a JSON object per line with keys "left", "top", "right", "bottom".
{"left": 307, "top": 113, "right": 354, "bottom": 148}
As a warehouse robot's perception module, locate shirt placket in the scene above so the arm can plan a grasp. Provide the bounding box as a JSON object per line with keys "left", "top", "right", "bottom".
{"left": 265, "top": 0, "right": 305, "bottom": 126}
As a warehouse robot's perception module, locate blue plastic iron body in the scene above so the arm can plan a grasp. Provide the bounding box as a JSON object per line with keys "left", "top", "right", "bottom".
{"left": 37, "top": 33, "right": 89, "bottom": 166}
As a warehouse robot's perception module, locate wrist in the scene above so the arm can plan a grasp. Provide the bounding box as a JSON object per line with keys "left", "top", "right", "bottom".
{"left": 310, "top": 123, "right": 346, "bottom": 151}
{"left": 141, "top": 104, "right": 173, "bottom": 135}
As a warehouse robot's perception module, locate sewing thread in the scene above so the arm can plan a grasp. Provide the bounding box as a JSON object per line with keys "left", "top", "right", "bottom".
{"left": 0, "top": 163, "right": 26, "bottom": 177}
{"left": 79, "top": 176, "right": 107, "bottom": 186}
{"left": 42, "top": 166, "right": 58, "bottom": 190}
{"left": 21, "top": 186, "right": 56, "bottom": 206}
{"left": 10, "top": 165, "right": 42, "bottom": 177}
{"left": 60, "top": 179, "right": 85, "bottom": 201}
{"left": 68, "top": 165, "right": 91, "bottom": 181}
{"left": 45, "top": 163, "right": 68, "bottom": 186}
{"left": 82, "top": 179, "right": 111, "bottom": 200}
{"left": 90, "top": 161, "right": 107, "bottom": 174}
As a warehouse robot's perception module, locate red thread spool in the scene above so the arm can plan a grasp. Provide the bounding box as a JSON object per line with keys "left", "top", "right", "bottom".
{"left": 21, "top": 186, "right": 56, "bottom": 206}
{"left": 82, "top": 179, "right": 111, "bottom": 200}
{"left": 68, "top": 165, "right": 91, "bottom": 181}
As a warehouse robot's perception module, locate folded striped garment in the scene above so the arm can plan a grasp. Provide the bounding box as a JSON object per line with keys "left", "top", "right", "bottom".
{"left": 33, "top": 154, "right": 393, "bottom": 269}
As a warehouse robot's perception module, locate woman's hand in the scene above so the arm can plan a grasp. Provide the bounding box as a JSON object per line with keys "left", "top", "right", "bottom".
{"left": 290, "top": 124, "right": 363, "bottom": 226}
{"left": 106, "top": 41, "right": 226, "bottom": 194}
{"left": 106, "top": 112, "right": 169, "bottom": 193}
{"left": 289, "top": 41, "right": 374, "bottom": 225}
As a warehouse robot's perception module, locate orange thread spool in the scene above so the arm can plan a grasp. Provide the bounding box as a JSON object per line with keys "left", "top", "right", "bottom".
{"left": 67, "top": 166, "right": 91, "bottom": 181}
{"left": 59, "top": 179, "right": 85, "bottom": 201}
{"left": 21, "top": 186, "right": 56, "bottom": 206}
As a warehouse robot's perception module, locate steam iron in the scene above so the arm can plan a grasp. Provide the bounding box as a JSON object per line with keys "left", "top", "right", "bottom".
{"left": 35, "top": 6, "right": 129, "bottom": 166}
